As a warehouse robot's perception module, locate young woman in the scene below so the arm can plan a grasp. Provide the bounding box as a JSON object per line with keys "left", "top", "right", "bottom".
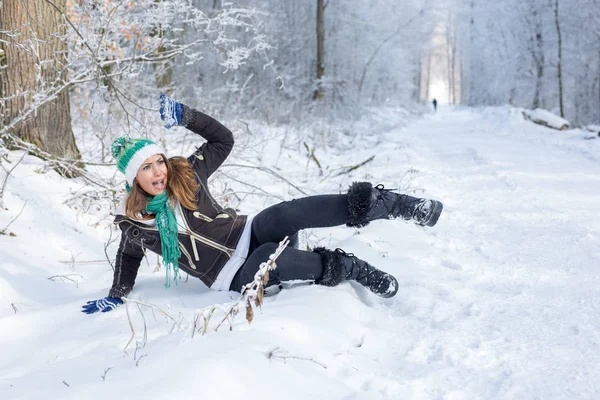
{"left": 82, "top": 95, "right": 443, "bottom": 314}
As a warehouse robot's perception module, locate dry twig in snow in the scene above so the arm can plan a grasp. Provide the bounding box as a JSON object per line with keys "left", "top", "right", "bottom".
{"left": 213, "top": 236, "right": 290, "bottom": 332}
{"left": 0, "top": 149, "right": 28, "bottom": 208}
{"left": 0, "top": 200, "right": 27, "bottom": 236}
{"left": 122, "top": 298, "right": 181, "bottom": 353}
{"left": 266, "top": 347, "right": 328, "bottom": 369}
{"left": 120, "top": 237, "right": 289, "bottom": 350}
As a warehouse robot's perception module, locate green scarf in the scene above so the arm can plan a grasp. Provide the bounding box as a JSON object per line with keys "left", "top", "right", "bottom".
{"left": 145, "top": 192, "right": 181, "bottom": 288}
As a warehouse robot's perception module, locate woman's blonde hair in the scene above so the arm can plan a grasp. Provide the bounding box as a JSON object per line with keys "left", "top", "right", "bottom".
{"left": 125, "top": 155, "right": 199, "bottom": 220}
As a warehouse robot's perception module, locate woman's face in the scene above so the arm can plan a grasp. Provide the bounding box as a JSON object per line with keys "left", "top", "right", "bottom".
{"left": 136, "top": 154, "right": 168, "bottom": 196}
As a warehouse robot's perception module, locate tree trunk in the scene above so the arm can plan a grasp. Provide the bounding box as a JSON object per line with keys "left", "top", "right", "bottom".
{"left": 554, "top": 0, "right": 564, "bottom": 117}
{"left": 414, "top": 51, "right": 422, "bottom": 101}
{"left": 446, "top": 25, "right": 452, "bottom": 104}
{"left": 464, "top": 0, "right": 474, "bottom": 105}
{"left": 533, "top": 59, "right": 544, "bottom": 109}
{"left": 0, "top": 0, "right": 79, "bottom": 160}
{"left": 445, "top": 16, "right": 456, "bottom": 105}
{"left": 460, "top": 43, "right": 465, "bottom": 105}
{"left": 531, "top": 9, "right": 544, "bottom": 109}
{"left": 450, "top": 40, "right": 457, "bottom": 104}
{"left": 313, "top": 0, "right": 325, "bottom": 100}
{"left": 424, "top": 50, "right": 431, "bottom": 101}
{"left": 532, "top": 35, "right": 544, "bottom": 109}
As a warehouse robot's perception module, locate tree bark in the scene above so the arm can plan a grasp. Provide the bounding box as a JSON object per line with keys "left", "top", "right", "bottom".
{"left": 464, "top": 0, "right": 474, "bottom": 105}
{"left": 424, "top": 50, "right": 431, "bottom": 101}
{"left": 554, "top": 0, "right": 564, "bottom": 117}
{"left": 313, "top": 0, "right": 325, "bottom": 100}
{"left": 531, "top": 8, "right": 544, "bottom": 109}
{"left": 414, "top": 51, "right": 422, "bottom": 101}
{"left": 532, "top": 34, "right": 544, "bottom": 109}
{"left": 446, "top": 25, "right": 452, "bottom": 104}
{"left": 0, "top": 0, "right": 80, "bottom": 160}
{"left": 445, "top": 16, "right": 456, "bottom": 104}
{"left": 450, "top": 40, "right": 457, "bottom": 104}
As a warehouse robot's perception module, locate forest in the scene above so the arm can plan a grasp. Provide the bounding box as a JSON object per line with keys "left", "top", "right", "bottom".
{"left": 1, "top": 0, "right": 598, "bottom": 166}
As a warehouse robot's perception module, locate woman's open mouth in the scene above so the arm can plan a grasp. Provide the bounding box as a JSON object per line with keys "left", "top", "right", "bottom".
{"left": 152, "top": 179, "right": 166, "bottom": 191}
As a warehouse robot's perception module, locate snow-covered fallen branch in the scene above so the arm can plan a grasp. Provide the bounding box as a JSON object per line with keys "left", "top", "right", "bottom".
{"left": 522, "top": 108, "right": 570, "bottom": 130}
{"left": 0, "top": 133, "right": 108, "bottom": 185}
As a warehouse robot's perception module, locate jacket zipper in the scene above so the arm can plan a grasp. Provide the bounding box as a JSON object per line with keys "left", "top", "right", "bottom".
{"left": 194, "top": 171, "right": 234, "bottom": 219}
{"left": 116, "top": 219, "right": 196, "bottom": 270}
{"left": 179, "top": 242, "right": 196, "bottom": 269}
{"left": 190, "top": 237, "right": 199, "bottom": 261}
{"left": 195, "top": 174, "right": 222, "bottom": 214}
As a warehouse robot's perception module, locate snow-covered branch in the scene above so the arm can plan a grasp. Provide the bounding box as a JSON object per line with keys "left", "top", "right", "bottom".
{"left": 1, "top": 0, "right": 270, "bottom": 155}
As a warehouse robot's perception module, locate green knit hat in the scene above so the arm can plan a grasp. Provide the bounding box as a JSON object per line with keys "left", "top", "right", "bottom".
{"left": 111, "top": 137, "right": 166, "bottom": 189}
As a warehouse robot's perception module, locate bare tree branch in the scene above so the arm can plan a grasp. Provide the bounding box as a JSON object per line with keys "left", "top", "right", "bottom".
{"left": 104, "top": 227, "right": 118, "bottom": 271}
{"left": 0, "top": 150, "right": 28, "bottom": 207}
{"left": 48, "top": 274, "right": 83, "bottom": 287}
{"left": 101, "top": 368, "right": 112, "bottom": 381}
{"left": 357, "top": 12, "right": 424, "bottom": 97}
{"left": 1, "top": 133, "right": 110, "bottom": 188}
{"left": 221, "top": 163, "right": 308, "bottom": 195}
{"left": 0, "top": 200, "right": 27, "bottom": 235}
{"left": 333, "top": 155, "right": 375, "bottom": 177}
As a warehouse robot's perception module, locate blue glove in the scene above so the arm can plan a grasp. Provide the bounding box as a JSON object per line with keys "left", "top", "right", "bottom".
{"left": 81, "top": 297, "right": 123, "bottom": 314}
{"left": 159, "top": 94, "right": 184, "bottom": 129}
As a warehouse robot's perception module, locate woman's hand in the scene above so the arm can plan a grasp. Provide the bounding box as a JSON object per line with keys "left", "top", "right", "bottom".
{"left": 81, "top": 297, "right": 123, "bottom": 314}
{"left": 159, "top": 94, "right": 183, "bottom": 128}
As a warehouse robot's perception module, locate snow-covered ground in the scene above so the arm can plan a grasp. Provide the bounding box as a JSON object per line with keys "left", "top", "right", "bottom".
{"left": 1, "top": 106, "right": 599, "bottom": 399}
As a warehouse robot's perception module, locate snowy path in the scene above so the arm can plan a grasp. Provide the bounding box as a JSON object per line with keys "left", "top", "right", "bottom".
{"left": 370, "top": 107, "right": 600, "bottom": 399}
{"left": 1, "top": 107, "right": 599, "bottom": 399}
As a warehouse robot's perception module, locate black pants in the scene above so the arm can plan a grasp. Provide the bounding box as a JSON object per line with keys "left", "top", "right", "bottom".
{"left": 229, "top": 194, "right": 349, "bottom": 292}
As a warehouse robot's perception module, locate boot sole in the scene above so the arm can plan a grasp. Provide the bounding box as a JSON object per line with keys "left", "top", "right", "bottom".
{"left": 380, "top": 279, "right": 399, "bottom": 298}
{"left": 423, "top": 200, "right": 443, "bottom": 227}
{"left": 373, "top": 274, "right": 399, "bottom": 298}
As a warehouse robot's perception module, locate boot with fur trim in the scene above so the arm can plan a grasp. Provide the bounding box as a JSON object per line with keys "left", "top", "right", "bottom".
{"left": 314, "top": 247, "right": 398, "bottom": 298}
{"left": 347, "top": 182, "right": 443, "bottom": 228}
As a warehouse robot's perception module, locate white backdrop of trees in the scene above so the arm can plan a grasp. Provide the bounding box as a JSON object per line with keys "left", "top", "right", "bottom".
{"left": 0, "top": 0, "right": 598, "bottom": 164}
{"left": 455, "top": 0, "right": 600, "bottom": 126}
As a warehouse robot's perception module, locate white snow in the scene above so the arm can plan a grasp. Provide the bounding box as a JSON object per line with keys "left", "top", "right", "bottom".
{"left": 585, "top": 125, "right": 600, "bottom": 134}
{"left": 1, "top": 106, "right": 600, "bottom": 399}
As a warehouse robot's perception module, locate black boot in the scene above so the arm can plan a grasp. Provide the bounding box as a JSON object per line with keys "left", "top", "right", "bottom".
{"left": 347, "top": 182, "right": 443, "bottom": 228}
{"left": 314, "top": 247, "right": 399, "bottom": 298}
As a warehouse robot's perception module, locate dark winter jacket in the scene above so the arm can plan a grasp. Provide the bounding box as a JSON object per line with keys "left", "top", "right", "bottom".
{"left": 108, "top": 107, "right": 247, "bottom": 298}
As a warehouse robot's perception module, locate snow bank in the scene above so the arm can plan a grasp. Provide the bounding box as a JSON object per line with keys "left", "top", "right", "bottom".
{"left": 3, "top": 106, "right": 600, "bottom": 399}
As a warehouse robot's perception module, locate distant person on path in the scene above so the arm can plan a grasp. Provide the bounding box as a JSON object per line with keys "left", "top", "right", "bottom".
{"left": 81, "top": 94, "right": 444, "bottom": 314}
{"left": 432, "top": 98, "right": 438, "bottom": 112}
